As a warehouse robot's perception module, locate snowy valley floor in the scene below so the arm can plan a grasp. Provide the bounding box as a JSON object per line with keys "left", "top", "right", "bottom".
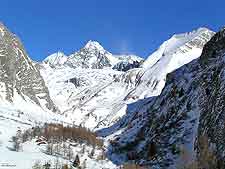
{"left": 0, "top": 106, "right": 117, "bottom": 169}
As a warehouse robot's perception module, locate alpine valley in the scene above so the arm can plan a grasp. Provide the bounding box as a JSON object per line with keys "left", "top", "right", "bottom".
{"left": 1, "top": 22, "right": 225, "bottom": 169}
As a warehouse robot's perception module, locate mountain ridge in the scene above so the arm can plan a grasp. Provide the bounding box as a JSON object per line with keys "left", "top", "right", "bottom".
{"left": 43, "top": 40, "right": 144, "bottom": 71}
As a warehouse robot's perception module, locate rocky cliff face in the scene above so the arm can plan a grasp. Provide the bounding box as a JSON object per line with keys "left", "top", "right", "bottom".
{"left": 0, "top": 23, "right": 58, "bottom": 112}
{"left": 102, "top": 28, "right": 225, "bottom": 168}
{"left": 197, "top": 27, "right": 225, "bottom": 166}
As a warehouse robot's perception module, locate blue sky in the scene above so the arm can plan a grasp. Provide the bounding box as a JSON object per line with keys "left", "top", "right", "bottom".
{"left": 0, "top": 0, "right": 224, "bottom": 61}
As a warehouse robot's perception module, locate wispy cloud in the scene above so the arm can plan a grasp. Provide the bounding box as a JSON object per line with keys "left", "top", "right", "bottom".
{"left": 118, "top": 39, "right": 133, "bottom": 54}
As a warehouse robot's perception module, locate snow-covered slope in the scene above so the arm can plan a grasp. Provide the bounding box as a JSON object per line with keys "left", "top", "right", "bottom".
{"left": 123, "top": 27, "right": 214, "bottom": 99}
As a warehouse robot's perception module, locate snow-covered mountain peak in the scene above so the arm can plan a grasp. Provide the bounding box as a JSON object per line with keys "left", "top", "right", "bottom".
{"left": 84, "top": 40, "right": 105, "bottom": 52}
{"left": 65, "top": 40, "right": 112, "bottom": 69}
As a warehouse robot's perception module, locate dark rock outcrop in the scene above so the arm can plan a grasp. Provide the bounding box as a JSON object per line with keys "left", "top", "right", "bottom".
{"left": 113, "top": 60, "right": 142, "bottom": 72}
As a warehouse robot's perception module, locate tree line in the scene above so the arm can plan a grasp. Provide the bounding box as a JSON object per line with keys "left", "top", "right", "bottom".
{"left": 21, "top": 123, "right": 103, "bottom": 148}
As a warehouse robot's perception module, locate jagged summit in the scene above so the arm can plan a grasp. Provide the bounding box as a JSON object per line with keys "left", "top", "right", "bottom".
{"left": 84, "top": 40, "right": 105, "bottom": 51}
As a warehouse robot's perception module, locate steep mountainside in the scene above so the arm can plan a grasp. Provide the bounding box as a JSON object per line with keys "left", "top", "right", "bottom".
{"left": 122, "top": 28, "right": 214, "bottom": 99}
{"left": 0, "top": 23, "right": 58, "bottom": 112}
{"left": 102, "top": 28, "right": 225, "bottom": 168}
